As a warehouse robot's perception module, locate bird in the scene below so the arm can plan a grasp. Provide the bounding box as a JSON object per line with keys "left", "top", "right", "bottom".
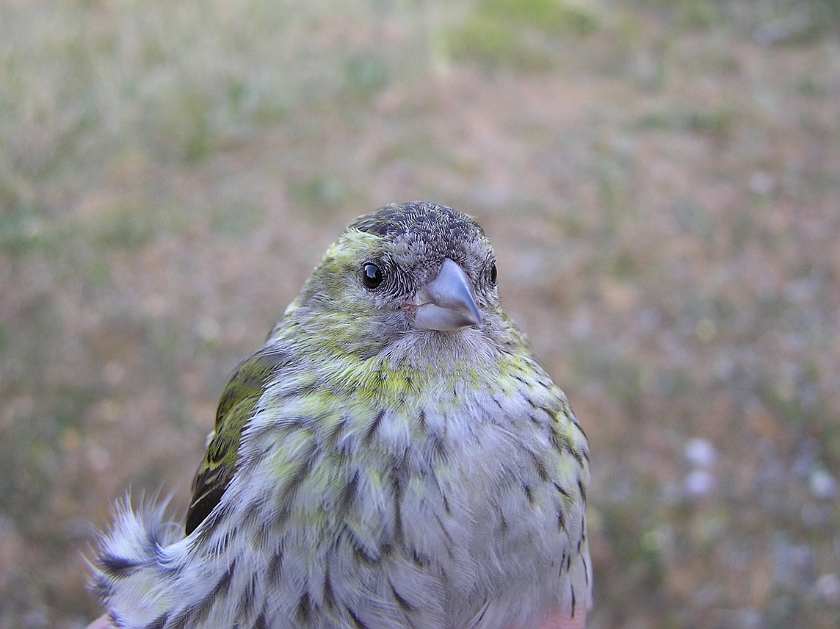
{"left": 90, "top": 201, "right": 591, "bottom": 629}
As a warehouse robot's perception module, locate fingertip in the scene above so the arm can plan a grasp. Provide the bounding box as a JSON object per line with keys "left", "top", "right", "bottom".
{"left": 85, "top": 614, "right": 114, "bottom": 629}
{"left": 537, "top": 609, "right": 588, "bottom": 629}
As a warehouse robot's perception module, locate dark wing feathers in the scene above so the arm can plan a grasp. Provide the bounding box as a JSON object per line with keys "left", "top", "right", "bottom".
{"left": 185, "top": 347, "right": 289, "bottom": 534}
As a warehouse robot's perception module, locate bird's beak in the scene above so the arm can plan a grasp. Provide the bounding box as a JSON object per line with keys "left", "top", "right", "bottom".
{"left": 412, "top": 258, "right": 482, "bottom": 331}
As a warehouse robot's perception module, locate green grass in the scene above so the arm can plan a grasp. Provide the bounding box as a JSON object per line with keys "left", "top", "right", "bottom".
{"left": 445, "top": 0, "right": 599, "bottom": 69}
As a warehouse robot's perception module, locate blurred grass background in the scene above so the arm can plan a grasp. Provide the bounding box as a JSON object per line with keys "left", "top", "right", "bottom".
{"left": 1, "top": 0, "right": 839, "bottom": 627}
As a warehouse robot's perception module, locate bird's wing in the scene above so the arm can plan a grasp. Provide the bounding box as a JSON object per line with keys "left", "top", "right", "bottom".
{"left": 185, "top": 346, "right": 289, "bottom": 534}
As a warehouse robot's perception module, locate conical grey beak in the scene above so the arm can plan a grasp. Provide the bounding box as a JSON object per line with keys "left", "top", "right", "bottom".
{"left": 413, "top": 258, "right": 482, "bottom": 331}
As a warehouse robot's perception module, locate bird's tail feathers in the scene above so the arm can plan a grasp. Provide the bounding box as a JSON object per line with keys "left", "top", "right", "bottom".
{"left": 87, "top": 492, "right": 183, "bottom": 627}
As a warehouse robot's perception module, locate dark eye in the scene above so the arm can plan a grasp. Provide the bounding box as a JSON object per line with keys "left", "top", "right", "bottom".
{"left": 361, "top": 262, "right": 384, "bottom": 289}
{"left": 489, "top": 262, "right": 497, "bottom": 286}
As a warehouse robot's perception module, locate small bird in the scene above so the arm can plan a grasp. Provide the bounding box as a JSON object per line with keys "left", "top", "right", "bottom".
{"left": 91, "top": 201, "right": 591, "bottom": 629}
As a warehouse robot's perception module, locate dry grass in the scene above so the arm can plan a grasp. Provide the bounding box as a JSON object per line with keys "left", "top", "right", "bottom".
{"left": 1, "top": 1, "right": 839, "bottom": 627}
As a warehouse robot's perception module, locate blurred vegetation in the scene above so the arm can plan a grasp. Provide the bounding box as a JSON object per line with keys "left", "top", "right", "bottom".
{"left": 1, "top": 0, "right": 839, "bottom": 628}
{"left": 445, "top": 0, "right": 599, "bottom": 69}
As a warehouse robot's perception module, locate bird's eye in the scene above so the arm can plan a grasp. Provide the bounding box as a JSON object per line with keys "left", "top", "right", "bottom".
{"left": 361, "top": 262, "right": 384, "bottom": 289}
{"left": 489, "top": 262, "right": 497, "bottom": 286}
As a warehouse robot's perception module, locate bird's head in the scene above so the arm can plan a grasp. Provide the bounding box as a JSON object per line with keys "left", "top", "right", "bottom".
{"left": 280, "top": 202, "right": 509, "bottom": 360}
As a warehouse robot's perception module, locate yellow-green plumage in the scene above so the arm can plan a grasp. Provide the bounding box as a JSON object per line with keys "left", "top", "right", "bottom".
{"left": 186, "top": 347, "right": 289, "bottom": 534}
{"left": 91, "top": 201, "right": 591, "bottom": 629}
